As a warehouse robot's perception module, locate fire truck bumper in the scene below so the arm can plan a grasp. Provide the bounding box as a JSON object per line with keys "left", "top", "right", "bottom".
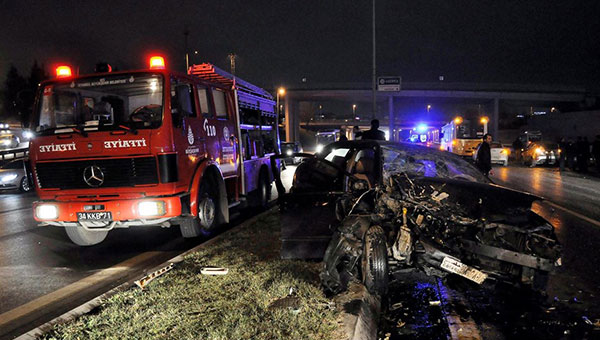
{"left": 33, "top": 196, "right": 183, "bottom": 228}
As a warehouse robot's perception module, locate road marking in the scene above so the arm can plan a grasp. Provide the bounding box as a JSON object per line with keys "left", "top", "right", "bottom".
{"left": 0, "top": 251, "right": 161, "bottom": 336}
{"left": 0, "top": 206, "right": 30, "bottom": 216}
{"left": 544, "top": 201, "right": 600, "bottom": 228}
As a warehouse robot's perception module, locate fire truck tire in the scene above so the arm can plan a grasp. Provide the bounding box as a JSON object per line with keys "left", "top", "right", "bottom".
{"left": 361, "top": 225, "right": 389, "bottom": 296}
{"left": 65, "top": 227, "right": 109, "bottom": 246}
{"left": 179, "top": 218, "right": 202, "bottom": 238}
{"left": 256, "top": 171, "right": 271, "bottom": 208}
{"left": 180, "top": 182, "right": 219, "bottom": 238}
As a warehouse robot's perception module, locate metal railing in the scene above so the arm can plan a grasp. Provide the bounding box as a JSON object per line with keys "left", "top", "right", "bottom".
{"left": 0, "top": 146, "right": 29, "bottom": 162}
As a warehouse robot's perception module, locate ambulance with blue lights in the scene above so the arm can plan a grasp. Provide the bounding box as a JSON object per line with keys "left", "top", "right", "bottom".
{"left": 30, "top": 57, "right": 279, "bottom": 246}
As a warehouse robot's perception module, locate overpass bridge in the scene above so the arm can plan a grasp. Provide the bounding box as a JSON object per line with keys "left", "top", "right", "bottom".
{"left": 282, "top": 82, "right": 591, "bottom": 142}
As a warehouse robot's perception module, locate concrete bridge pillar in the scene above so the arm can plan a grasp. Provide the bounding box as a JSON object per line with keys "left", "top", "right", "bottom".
{"left": 388, "top": 96, "right": 395, "bottom": 141}
{"left": 492, "top": 97, "right": 499, "bottom": 139}
{"left": 285, "top": 98, "right": 300, "bottom": 142}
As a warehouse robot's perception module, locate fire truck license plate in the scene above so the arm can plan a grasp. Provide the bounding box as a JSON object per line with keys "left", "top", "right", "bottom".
{"left": 77, "top": 212, "right": 113, "bottom": 221}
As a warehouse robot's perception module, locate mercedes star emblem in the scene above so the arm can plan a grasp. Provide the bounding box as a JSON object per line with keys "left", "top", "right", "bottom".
{"left": 83, "top": 165, "right": 105, "bottom": 187}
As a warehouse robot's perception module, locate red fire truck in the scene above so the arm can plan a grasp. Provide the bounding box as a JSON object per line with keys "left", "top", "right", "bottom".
{"left": 30, "top": 57, "right": 279, "bottom": 246}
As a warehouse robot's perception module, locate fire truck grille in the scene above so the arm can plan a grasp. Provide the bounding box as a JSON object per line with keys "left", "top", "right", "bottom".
{"left": 35, "top": 157, "right": 159, "bottom": 189}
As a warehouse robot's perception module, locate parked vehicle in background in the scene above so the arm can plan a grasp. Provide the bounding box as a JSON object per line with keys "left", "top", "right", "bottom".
{"left": 441, "top": 116, "right": 484, "bottom": 157}
{"left": 518, "top": 130, "right": 542, "bottom": 147}
{"left": 0, "top": 132, "right": 20, "bottom": 149}
{"left": 473, "top": 141, "right": 510, "bottom": 166}
{"left": 281, "top": 141, "right": 303, "bottom": 164}
{"left": 0, "top": 158, "right": 32, "bottom": 192}
{"left": 521, "top": 141, "right": 560, "bottom": 166}
{"left": 315, "top": 129, "right": 340, "bottom": 153}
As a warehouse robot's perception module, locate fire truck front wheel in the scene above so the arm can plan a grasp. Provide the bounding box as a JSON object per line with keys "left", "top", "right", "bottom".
{"left": 180, "top": 183, "right": 219, "bottom": 238}
{"left": 65, "top": 227, "right": 109, "bottom": 246}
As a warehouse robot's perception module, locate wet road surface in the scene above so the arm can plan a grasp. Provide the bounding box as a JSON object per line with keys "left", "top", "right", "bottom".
{"left": 493, "top": 165, "right": 600, "bottom": 221}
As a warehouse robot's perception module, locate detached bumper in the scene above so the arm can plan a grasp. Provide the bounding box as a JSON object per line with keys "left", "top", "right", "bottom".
{"left": 33, "top": 196, "right": 183, "bottom": 227}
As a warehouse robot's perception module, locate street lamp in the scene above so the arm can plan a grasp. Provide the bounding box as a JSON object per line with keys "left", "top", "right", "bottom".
{"left": 276, "top": 87, "right": 285, "bottom": 116}
{"left": 352, "top": 104, "right": 357, "bottom": 120}
{"left": 480, "top": 116, "right": 489, "bottom": 135}
{"left": 427, "top": 104, "right": 432, "bottom": 114}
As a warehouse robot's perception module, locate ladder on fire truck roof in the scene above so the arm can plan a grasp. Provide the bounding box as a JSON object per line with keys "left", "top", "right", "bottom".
{"left": 188, "top": 63, "right": 274, "bottom": 101}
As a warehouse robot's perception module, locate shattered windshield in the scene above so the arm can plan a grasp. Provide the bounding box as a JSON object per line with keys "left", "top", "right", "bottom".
{"left": 381, "top": 144, "right": 489, "bottom": 183}
{"left": 34, "top": 73, "right": 163, "bottom": 134}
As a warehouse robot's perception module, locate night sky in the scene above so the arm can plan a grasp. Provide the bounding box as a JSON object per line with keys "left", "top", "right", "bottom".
{"left": 1, "top": 0, "right": 599, "bottom": 89}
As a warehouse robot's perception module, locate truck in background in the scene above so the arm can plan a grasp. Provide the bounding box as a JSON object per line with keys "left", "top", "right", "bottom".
{"left": 30, "top": 57, "right": 279, "bottom": 246}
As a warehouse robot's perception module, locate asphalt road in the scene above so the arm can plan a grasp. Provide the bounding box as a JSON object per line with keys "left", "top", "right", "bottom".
{"left": 492, "top": 165, "right": 600, "bottom": 221}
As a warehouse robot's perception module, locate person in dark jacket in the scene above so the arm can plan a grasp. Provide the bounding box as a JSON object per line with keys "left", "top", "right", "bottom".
{"left": 360, "top": 119, "right": 386, "bottom": 140}
{"left": 593, "top": 135, "right": 600, "bottom": 172}
{"left": 476, "top": 133, "right": 493, "bottom": 177}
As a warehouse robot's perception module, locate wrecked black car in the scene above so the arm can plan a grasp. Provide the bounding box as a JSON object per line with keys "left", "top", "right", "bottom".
{"left": 272, "top": 140, "right": 561, "bottom": 295}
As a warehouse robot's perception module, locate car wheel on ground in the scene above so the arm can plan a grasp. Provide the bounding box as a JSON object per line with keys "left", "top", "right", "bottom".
{"left": 19, "top": 176, "right": 31, "bottom": 192}
{"left": 361, "top": 225, "right": 388, "bottom": 296}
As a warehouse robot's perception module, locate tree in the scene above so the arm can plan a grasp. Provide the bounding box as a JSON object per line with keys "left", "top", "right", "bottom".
{"left": 3, "top": 65, "right": 27, "bottom": 120}
{"left": 20, "top": 61, "right": 48, "bottom": 126}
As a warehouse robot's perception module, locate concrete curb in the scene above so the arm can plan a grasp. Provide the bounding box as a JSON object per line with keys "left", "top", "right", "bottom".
{"left": 15, "top": 207, "right": 276, "bottom": 340}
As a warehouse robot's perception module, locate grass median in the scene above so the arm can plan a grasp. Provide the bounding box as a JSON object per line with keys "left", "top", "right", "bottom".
{"left": 42, "top": 210, "right": 342, "bottom": 340}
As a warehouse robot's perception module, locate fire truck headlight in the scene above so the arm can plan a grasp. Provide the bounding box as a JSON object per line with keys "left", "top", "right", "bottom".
{"left": 35, "top": 204, "right": 58, "bottom": 220}
{"left": 138, "top": 201, "right": 166, "bottom": 217}
{"left": 286, "top": 150, "right": 293, "bottom": 156}
{"left": 316, "top": 144, "right": 324, "bottom": 153}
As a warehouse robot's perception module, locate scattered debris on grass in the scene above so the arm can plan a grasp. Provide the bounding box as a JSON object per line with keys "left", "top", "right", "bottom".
{"left": 134, "top": 263, "right": 174, "bottom": 290}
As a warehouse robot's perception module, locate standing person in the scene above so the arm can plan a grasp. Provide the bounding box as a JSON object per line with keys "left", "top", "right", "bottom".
{"left": 352, "top": 125, "right": 362, "bottom": 140}
{"left": 476, "top": 133, "right": 493, "bottom": 177}
{"left": 582, "top": 136, "right": 591, "bottom": 173}
{"left": 558, "top": 137, "right": 567, "bottom": 172}
{"left": 360, "top": 119, "right": 386, "bottom": 140}
{"left": 592, "top": 135, "right": 600, "bottom": 173}
{"left": 566, "top": 138, "right": 576, "bottom": 170}
{"left": 512, "top": 137, "right": 523, "bottom": 162}
{"left": 575, "top": 136, "right": 584, "bottom": 172}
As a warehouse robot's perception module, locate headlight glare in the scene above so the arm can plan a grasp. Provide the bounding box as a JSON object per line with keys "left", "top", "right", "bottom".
{"left": 35, "top": 204, "right": 58, "bottom": 220}
{"left": 0, "top": 173, "right": 18, "bottom": 182}
{"left": 138, "top": 201, "right": 166, "bottom": 217}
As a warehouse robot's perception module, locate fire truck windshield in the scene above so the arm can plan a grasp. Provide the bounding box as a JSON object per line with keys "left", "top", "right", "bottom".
{"left": 34, "top": 73, "right": 163, "bottom": 134}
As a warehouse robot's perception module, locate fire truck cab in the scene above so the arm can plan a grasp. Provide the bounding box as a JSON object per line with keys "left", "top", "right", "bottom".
{"left": 30, "top": 57, "right": 279, "bottom": 246}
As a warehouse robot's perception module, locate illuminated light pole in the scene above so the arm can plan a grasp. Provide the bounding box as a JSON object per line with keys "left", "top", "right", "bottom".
{"left": 276, "top": 87, "right": 286, "bottom": 118}
{"left": 480, "top": 116, "right": 489, "bottom": 135}
{"left": 352, "top": 104, "right": 357, "bottom": 120}
{"left": 427, "top": 104, "right": 431, "bottom": 114}
{"left": 276, "top": 87, "right": 285, "bottom": 132}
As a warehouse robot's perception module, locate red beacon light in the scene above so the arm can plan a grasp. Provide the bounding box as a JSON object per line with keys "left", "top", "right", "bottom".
{"left": 149, "top": 56, "right": 165, "bottom": 69}
{"left": 55, "top": 65, "right": 72, "bottom": 78}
